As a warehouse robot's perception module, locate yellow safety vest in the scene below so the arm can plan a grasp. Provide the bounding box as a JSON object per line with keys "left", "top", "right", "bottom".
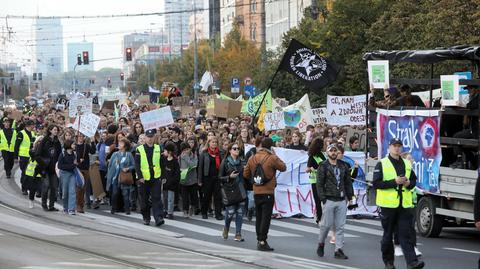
{"left": 309, "top": 155, "right": 324, "bottom": 184}
{"left": 0, "top": 129, "right": 16, "bottom": 152}
{"left": 376, "top": 157, "right": 414, "bottom": 208}
{"left": 25, "top": 159, "right": 41, "bottom": 178}
{"left": 137, "top": 144, "right": 161, "bottom": 180}
{"left": 19, "top": 130, "right": 35, "bottom": 157}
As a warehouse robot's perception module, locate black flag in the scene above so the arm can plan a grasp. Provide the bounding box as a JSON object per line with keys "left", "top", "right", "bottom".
{"left": 278, "top": 39, "right": 339, "bottom": 91}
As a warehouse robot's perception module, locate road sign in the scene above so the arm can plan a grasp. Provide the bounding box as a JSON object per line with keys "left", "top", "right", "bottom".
{"left": 244, "top": 85, "right": 257, "bottom": 98}
{"left": 244, "top": 77, "right": 252, "bottom": 86}
{"left": 231, "top": 78, "right": 240, "bottom": 94}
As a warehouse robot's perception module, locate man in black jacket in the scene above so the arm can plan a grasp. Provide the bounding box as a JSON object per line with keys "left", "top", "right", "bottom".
{"left": 316, "top": 143, "right": 354, "bottom": 260}
{"left": 0, "top": 118, "right": 16, "bottom": 178}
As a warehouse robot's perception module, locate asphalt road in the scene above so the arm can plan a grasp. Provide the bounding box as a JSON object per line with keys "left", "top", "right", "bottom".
{"left": 0, "top": 165, "right": 478, "bottom": 269}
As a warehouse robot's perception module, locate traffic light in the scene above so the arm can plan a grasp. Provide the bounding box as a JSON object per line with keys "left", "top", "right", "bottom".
{"left": 33, "top": 73, "right": 37, "bottom": 81}
{"left": 77, "top": 54, "right": 82, "bottom": 65}
{"left": 83, "top": 51, "right": 89, "bottom": 65}
{"left": 9, "top": 73, "right": 14, "bottom": 81}
{"left": 125, "top": 48, "right": 132, "bottom": 61}
{"left": 6, "top": 86, "right": 11, "bottom": 95}
{"left": 107, "top": 77, "right": 111, "bottom": 84}
{"left": 120, "top": 72, "right": 124, "bottom": 81}
{"left": 38, "top": 73, "right": 42, "bottom": 81}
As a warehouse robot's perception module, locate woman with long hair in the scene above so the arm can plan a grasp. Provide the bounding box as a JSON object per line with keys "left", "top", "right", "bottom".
{"left": 128, "top": 122, "right": 144, "bottom": 145}
{"left": 57, "top": 140, "right": 77, "bottom": 215}
{"left": 219, "top": 142, "right": 246, "bottom": 242}
{"left": 306, "top": 137, "right": 326, "bottom": 224}
{"left": 287, "top": 131, "right": 307, "bottom": 151}
{"left": 179, "top": 142, "right": 199, "bottom": 217}
{"left": 198, "top": 136, "right": 224, "bottom": 220}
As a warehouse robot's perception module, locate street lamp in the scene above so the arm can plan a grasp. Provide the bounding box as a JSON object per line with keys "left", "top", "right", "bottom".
{"left": 193, "top": 0, "right": 199, "bottom": 105}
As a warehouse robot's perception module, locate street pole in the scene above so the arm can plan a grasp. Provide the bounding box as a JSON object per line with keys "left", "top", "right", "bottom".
{"left": 73, "top": 63, "right": 78, "bottom": 93}
{"left": 261, "top": 0, "right": 267, "bottom": 69}
{"left": 193, "top": 0, "right": 199, "bottom": 106}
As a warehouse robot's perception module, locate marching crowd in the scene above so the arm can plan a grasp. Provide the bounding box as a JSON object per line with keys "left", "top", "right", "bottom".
{"left": 0, "top": 100, "right": 429, "bottom": 269}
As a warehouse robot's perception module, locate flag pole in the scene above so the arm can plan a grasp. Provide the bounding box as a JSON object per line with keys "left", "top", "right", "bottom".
{"left": 251, "top": 67, "right": 280, "bottom": 127}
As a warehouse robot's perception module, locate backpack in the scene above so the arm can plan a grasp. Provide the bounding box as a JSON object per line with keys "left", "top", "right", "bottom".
{"left": 252, "top": 154, "right": 271, "bottom": 186}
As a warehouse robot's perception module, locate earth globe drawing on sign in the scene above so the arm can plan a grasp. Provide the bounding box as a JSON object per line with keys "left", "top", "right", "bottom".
{"left": 284, "top": 110, "right": 301, "bottom": 127}
{"left": 342, "top": 156, "right": 366, "bottom": 189}
{"left": 420, "top": 122, "right": 435, "bottom": 150}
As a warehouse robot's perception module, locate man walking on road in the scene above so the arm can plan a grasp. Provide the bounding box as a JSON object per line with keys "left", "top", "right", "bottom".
{"left": 14, "top": 120, "right": 36, "bottom": 195}
{"left": 0, "top": 118, "right": 16, "bottom": 178}
{"left": 135, "top": 129, "right": 165, "bottom": 227}
{"left": 316, "top": 143, "right": 353, "bottom": 260}
{"left": 373, "top": 139, "right": 424, "bottom": 269}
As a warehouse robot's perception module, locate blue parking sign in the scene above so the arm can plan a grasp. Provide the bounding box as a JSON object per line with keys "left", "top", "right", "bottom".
{"left": 231, "top": 78, "right": 240, "bottom": 93}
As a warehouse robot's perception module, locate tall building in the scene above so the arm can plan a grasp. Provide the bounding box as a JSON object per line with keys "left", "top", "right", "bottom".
{"left": 34, "top": 18, "right": 63, "bottom": 75}
{"left": 164, "top": 0, "right": 203, "bottom": 54}
{"left": 234, "top": 0, "right": 264, "bottom": 48}
{"left": 67, "top": 41, "right": 94, "bottom": 72}
{"left": 220, "top": 0, "right": 236, "bottom": 43}
{"left": 265, "top": 0, "right": 312, "bottom": 50}
{"left": 189, "top": 0, "right": 210, "bottom": 41}
{"left": 209, "top": 0, "right": 221, "bottom": 45}
{"left": 122, "top": 32, "right": 168, "bottom": 76}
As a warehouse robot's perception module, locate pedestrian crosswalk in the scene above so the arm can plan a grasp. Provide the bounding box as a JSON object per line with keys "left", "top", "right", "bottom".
{"left": 0, "top": 212, "right": 77, "bottom": 236}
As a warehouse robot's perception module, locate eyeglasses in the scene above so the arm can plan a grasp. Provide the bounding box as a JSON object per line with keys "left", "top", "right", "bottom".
{"left": 232, "top": 147, "right": 239, "bottom": 151}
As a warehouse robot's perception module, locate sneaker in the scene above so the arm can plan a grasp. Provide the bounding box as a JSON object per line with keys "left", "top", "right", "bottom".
{"left": 68, "top": 210, "right": 76, "bottom": 215}
{"left": 143, "top": 219, "right": 151, "bottom": 226}
{"left": 247, "top": 209, "right": 253, "bottom": 221}
{"left": 42, "top": 204, "right": 48, "bottom": 211}
{"left": 155, "top": 218, "right": 165, "bottom": 227}
{"left": 407, "top": 260, "right": 425, "bottom": 269}
{"left": 234, "top": 233, "right": 244, "bottom": 242}
{"left": 202, "top": 214, "right": 208, "bottom": 219}
{"left": 317, "top": 243, "right": 325, "bottom": 257}
{"left": 414, "top": 247, "right": 422, "bottom": 257}
{"left": 125, "top": 209, "right": 131, "bottom": 215}
{"left": 22, "top": 190, "right": 28, "bottom": 196}
{"left": 110, "top": 208, "right": 115, "bottom": 214}
{"left": 384, "top": 262, "right": 395, "bottom": 269}
{"left": 48, "top": 207, "right": 59, "bottom": 212}
{"left": 257, "top": 241, "right": 274, "bottom": 251}
{"left": 167, "top": 214, "right": 174, "bottom": 220}
{"left": 183, "top": 211, "right": 189, "bottom": 218}
{"left": 394, "top": 245, "right": 404, "bottom": 256}
{"left": 334, "top": 249, "right": 348, "bottom": 259}
{"left": 93, "top": 200, "right": 100, "bottom": 209}
{"left": 28, "top": 200, "right": 34, "bottom": 209}
{"left": 63, "top": 209, "right": 69, "bottom": 214}
{"left": 215, "top": 214, "right": 224, "bottom": 221}
{"left": 35, "top": 192, "right": 41, "bottom": 198}
{"left": 222, "top": 227, "right": 229, "bottom": 240}
{"left": 86, "top": 204, "right": 92, "bottom": 209}
{"left": 188, "top": 207, "right": 194, "bottom": 217}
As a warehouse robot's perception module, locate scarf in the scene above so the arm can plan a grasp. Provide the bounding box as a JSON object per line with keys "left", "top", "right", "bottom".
{"left": 208, "top": 147, "right": 221, "bottom": 169}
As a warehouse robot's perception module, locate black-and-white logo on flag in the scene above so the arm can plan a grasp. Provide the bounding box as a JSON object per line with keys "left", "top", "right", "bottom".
{"left": 279, "top": 39, "right": 339, "bottom": 91}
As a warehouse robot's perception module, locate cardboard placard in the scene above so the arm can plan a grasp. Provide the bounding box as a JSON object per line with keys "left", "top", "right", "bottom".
{"left": 207, "top": 98, "right": 242, "bottom": 119}
{"left": 137, "top": 95, "right": 150, "bottom": 105}
{"left": 9, "top": 110, "right": 23, "bottom": 121}
{"left": 172, "top": 96, "right": 190, "bottom": 107}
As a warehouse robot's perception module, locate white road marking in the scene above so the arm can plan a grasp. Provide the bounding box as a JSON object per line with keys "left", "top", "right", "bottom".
{"left": 181, "top": 213, "right": 302, "bottom": 237}
{"left": 345, "top": 224, "right": 383, "bottom": 236}
{"left": 53, "top": 262, "right": 117, "bottom": 268}
{"left": 270, "top": 220, "right": 359, "bottom": 238}
{"left": 145, "top": 261, "right": 223, "bottom": 267}
{"left": 348, "top": 218, "right": 382, "bottom": 227}
{"left": 0, "top": 212, "right": 77, "bottom": 236}
{"left": 443, "top": 247, "right": 480, "bottom": 254}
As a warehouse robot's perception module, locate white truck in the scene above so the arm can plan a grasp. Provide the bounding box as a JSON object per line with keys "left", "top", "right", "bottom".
{"left": 363, "top": 47, "right": 479, "bottom": 237}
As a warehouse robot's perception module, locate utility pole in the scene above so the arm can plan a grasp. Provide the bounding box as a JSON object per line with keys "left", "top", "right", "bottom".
{"left": 261, "top": 0, "right": 267, "bottom": 69}
{"left": 193, "top": 0, "right": 199, "bottom": 105}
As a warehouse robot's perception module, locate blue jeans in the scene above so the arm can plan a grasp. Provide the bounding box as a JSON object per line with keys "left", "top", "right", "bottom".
{"left": 111, "top": 182, "right": 131, "bottom": 211}
{"left": 162, "top": 190, "right": 175, "bottom": 214}
{"left": 60, "top": 170, "right": 76, "bottom": 212}
{"left": 225, "top": 201, "right": 245, "bottom": 234}
{"left": 247, "top": 191, "right": 255, "bottom": 210}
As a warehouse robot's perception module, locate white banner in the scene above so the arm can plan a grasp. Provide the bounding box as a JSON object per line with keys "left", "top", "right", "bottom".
{"left": 140, "top": 106, "right": 174, "bottom": 130}
{"left": 311, "top": 107, "right": 328, "bottom": 124}
{"left": 283, "top": 94, "right": 314, "bottom": 132}
{"left": 101, "top": 87, "right": 123, "bottom": 102}
{"left": 72, "top": 113, "right": 100, "bottom": 138}
{"left": 245, "top": 145, "right": 377, "bottom": 218}
{"left": 69, "top": 98, "right": 92, "bottom": 118}
{"left": 326, "top": 95, "right": 367, "bottom": 126}
{"left": 264, "top": 112, "right": 286, "bottom": 131}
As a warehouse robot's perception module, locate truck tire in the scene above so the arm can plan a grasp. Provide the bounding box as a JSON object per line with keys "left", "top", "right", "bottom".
{"left": 416, "top": 197, "right": 443, "bottom": 238}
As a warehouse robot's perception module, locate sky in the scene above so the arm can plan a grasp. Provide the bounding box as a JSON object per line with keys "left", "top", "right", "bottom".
{"left": 1, "top": 0, "right": 169, "bottom": 72}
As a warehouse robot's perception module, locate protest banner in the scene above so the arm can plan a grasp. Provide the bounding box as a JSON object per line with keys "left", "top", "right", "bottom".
{"left": 327, "top": 95, "right": 366, "bottom": 126}
{"left": 72, "top": 113, "right": 100, "bottom": 137}
{"left": 346, "top": 128, "right": 366, "bottom": 151}
{"left": 69, "top": 98, "right": 93, "bottom": 118}
{"left": 136, "top": 95, "right": 150, "bottom": 105}
{"left": 377, "top": 109, "right": 441, "bottom": 193}
{"left": 263, "top": 112, "right": 286, "bottom": 131}
{"left": 119, "top": 103, "right": 131, "bottom": 117}
{"left": 172, "top": 96, "right": 190, "bottom": 106}
{"left": 101, "top": 87, "right": 123, "bottom": 102}
{"left": 311, "top": 107, "right": 328, "bottom": 124}
{"left": 241, "top": 90, "right": 272, "bottom": 116}
{"left": 368, "top": 60, "right": 389, "bottom": 89}
{"left": 283, "top": 94, "right": 314, "bottom": 132}
{"left": 440, "top": 75, "right": 460, "bottom": 106}
{"left": 140, "top": 106, "right": 174, "bottom": 130}
{"left": 245, "top": 145, "right": 375, "bottom": 217}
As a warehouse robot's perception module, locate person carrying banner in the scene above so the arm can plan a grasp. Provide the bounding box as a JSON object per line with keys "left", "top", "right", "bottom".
{"left": 135, "top": 129, "right": 165, "bottom": 226}
{"left": 0, "top": 118, "right": 17, "bottom": 178}
{"left": 372, "top": 139, "right": 424, "bottom": 269}
{"left": 243, "top": 137, "right": 286, "bottom": 251}
{"left": 14, "top": 120, "right": 36, "bottom": 195}
{"left": 316, "top": 143, "right": 354, "bottom": 260}
{"left": 306, "top": 137, "right": 326, "bottom": 224}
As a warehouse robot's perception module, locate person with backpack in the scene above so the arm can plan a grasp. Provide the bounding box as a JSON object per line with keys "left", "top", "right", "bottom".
{"left": 57, "top": 140, "right": 77, "bottom": 215}
{"left": 14, "top": 120, "right": 36, "bottom": 195}
{"left": 244, "top": 135, "right": 263, "bottom": 221}
{"left": 179, "top": 142, "right": 198, "bottom": 218}
{"left": 161, "top": 142, "right": 180, "bottom": 220}
{"left": 219, "top": 142, "right": 246, "bottom": 242}
{"left": 74, "top": 133, "right": 96, "bottom": 213}
{"left": 306, "top": 137, "right": 326, "bottom": 224}
{"left": 243, "top": 137, "right": 286, "bottom": 251}
{"left": 25, "top": 137, "right": 44, "bottom": 208}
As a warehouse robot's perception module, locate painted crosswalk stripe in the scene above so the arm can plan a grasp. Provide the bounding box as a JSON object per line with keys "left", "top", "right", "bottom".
{"left": 0, "top": 212, "right": 77, "bottom": 236}
{"left": 270, "top": 219, "right": 359, "bottom": 238}
{"left": 443, "top": 247, "right": 480, "bottom": 254}
{"left": 294, "top": 218, "right": 383, "bottom": 236}
{"left": 178, "top": 212, "right": 302, "bottom": 237}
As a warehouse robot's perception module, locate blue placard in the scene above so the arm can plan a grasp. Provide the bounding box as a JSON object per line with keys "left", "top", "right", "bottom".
{"left": 454, "top": 71, "right": 472, "bottom": 94}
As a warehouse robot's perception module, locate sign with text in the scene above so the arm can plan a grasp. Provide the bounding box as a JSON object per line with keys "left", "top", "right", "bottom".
{"left": 263, "top": 112, "right": 286, "bottom": 131}
{"left": 140, "top": 106, "right": 174, "bottom": 130}
{"left": 327, "top": 95, "right": 366, "bottom": 126}
{"left": 311, "top": 107, "right": 328, "bottom": 125}
{"left": 72, "top": 113, "right": 100, "bottom": 138}
{"left": 69, "top": 98, "right": 92, "bottom": 118}
{"left": 101, "top": 87, "right": 122, "bottom": 101}
{"left": 368, "top": 60, "right": 389, "bottom": 89}
{"left": 377, "top": 109, "right": 441, "bottom": 193}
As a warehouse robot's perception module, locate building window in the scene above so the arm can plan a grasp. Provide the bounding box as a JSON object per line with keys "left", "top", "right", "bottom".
{"left": 250, "top": 23, "right": 257, "bottom": 41}
{"left": 251, "top": 0, "right": 257, "bottom": 13}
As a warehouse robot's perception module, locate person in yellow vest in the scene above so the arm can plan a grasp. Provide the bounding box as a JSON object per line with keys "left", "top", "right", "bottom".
{"left": 0, "top": 118, "right": 17, "bottom": 178}
{"left": 14, "top": 120, "right": 36, "bottom": 195}
{"left": 135, "top": 129, "right": 165, "bottom": 226}
{"left": 306, "top": 137, "right": 326, "bottom": 224}
{"left": 25, "top": 145, "right": 43, "bottom": 209}
{"left": 372, "top": 139, "right": 424, "bottom": 269}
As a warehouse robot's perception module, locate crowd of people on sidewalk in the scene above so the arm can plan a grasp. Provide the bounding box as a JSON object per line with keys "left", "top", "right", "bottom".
{"left": 0, "top": 98, "right": 430, "bottom": 268}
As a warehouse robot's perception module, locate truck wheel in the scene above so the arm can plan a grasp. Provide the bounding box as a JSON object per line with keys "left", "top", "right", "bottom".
{"left": 416, "top": 197, "right": 443, "bottom": 238}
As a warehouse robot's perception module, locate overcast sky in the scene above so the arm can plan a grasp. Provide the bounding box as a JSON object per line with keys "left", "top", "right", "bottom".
{"left": 2, "top": 0, "right": 169, "bottom": 71}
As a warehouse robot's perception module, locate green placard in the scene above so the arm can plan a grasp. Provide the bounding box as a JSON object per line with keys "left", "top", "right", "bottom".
{"left": 442, "top": 80, "right": 454, "bottom": 100}
{"left": 371, "top": 65, "right": 385, "bottom": 83}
